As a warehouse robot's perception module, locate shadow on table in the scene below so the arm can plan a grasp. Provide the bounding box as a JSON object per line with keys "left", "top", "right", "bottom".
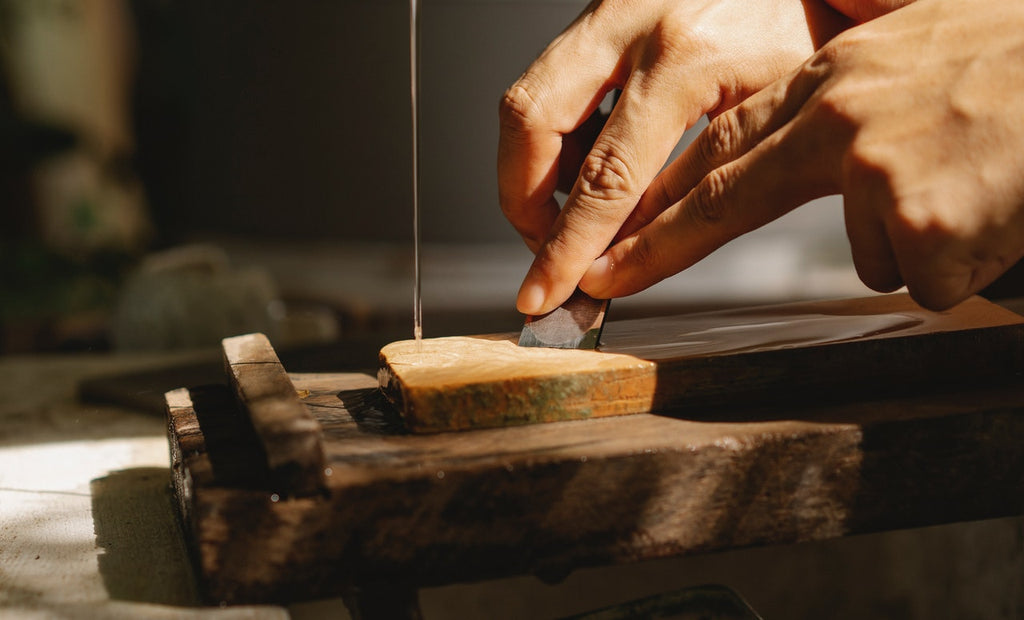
{"left": 77, "top": 337, "right": 392, "bottom": 416}
{"left": 90, "top": 467, "right": 200, "bottom": 606}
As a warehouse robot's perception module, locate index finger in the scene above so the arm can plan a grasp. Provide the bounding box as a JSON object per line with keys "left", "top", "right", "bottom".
{"left": 515, "top": 63, "right": 710, "bottom": 314}
{"left": 498, "top": 35, "right": 623, "bottom": 253}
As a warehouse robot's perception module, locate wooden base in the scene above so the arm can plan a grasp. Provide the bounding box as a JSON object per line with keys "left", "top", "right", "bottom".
{"left": 379, "top": 294, "right": 1024, "bottom": 433}
{"left": 166, "top": 322, "right": 1024, "bottom": 606}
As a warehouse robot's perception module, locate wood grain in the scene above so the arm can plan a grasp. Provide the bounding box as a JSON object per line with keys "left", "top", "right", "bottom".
{"left": 168, "top": 370, "right": 1024, "bottom": 605}
{"left": 222, "top": 333, "right": 326, "bottom": 495}
{"left": 380, "top": 294, "right": 1024, "bottom": 432}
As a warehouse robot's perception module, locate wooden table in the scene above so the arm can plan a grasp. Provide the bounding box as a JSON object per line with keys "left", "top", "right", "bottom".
{"left": 4, "top": 337, "right": 1024, "bottom": 619}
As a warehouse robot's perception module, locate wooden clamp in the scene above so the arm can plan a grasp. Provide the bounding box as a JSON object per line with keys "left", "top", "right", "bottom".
{"left": 220, "top": 333, "right": 327, "bottom": 496}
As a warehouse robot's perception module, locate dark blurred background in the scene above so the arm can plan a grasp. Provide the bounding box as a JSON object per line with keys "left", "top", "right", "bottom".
{"left": 1, "top": 0, "right": 590, "bottom": 353}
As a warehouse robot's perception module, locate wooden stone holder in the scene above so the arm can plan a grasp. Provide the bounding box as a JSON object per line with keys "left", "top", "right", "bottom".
{"left": 166, "top": 297, "right": 1024, "bottom": 612}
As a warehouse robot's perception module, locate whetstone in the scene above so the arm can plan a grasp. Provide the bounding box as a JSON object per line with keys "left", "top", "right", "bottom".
{"left": 223, "top": 333, "right": 326, "bottom": 494}
{"left": 379, "top": 294, "right": 1024, "bottom": 433}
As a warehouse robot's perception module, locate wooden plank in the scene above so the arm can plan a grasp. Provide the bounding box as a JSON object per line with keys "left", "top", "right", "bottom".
{"left": 222, "top": 333, "right": 326, "bottom": 495}
{"left": 166, "top": 387, "right": 205, "bottom": 546}
{"left": 379, "top": 294, "right": 1024, "bottom": 433}
{"left": 168, "top": 370, "right": 1024, "bottom": 604}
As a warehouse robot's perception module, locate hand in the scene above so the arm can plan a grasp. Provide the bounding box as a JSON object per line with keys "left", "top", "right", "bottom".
{"left": 579, "top": 0, "right": 1024, "bottom": 311}
{"left": 499, "top": 0, "right": 850, "bottom": 314}
{"left": 824, "top": 0, "right": 916, "bottom": 22}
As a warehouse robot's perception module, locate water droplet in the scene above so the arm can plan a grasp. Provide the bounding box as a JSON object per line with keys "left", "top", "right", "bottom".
{"left": 580, "top": 455, "right": 588, "bottom": 463}
{"left": 436, "top": 470, "right": 445, "bottom": 479}
{"left": 270, "top": 493, "right": 280, "bottom": 502}
{"left": 324, "top": 467, "right": 333, "bottom": 476}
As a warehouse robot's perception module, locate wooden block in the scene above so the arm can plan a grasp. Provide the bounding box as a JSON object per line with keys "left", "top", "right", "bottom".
{"left": 166, "top": 384, "right": 273, "bottom": 545}
{"left": 167, "top": 369, "right": 1024, "bottom": 604}
{"left": 166, "top": 387, "right": 205, "bottom": 541}
{"left": 223, "top": 333, "right": 326, "bottom": 495}
{"left": 379, "top": 294, "right": 1024, "bottom": 433}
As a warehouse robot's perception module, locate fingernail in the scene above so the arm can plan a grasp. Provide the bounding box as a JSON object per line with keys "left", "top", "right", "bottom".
{"left": 581, "top": 255, "right": 614, "bottom": 297}
{"left": 517, "top": 280, "right": 547, "bottom": 315}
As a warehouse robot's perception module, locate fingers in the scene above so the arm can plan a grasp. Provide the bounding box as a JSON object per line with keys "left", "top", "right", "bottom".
{"left": 558, "top": 106, "right": 612, "bottom": 195}
{"left": 882, "top": 201, "right": 1024, "bottom": 310}
{"left": 617, "top": 65, "right": 825, "bottom": 242}
{"left": 579, "top": 70, "right": 840, "bottom": 298}
{"left": 841, "top": 143, "right": 1016, "bottom": 310}
{"left": 498, "top": 27, "right": 624, "bottom": 253}
{"left": 892, "top": 233, "right": 1020, "bottom": 311}
{"left": 515, "top": 64, "right": 711, "bottom": 314}
{"left": 824, "top": 0, "right": 916, "bottom": 23}
{"left": 842, "top": 165, "right": 904, "bottom": 294}
{"left": 582, "top": 144, "right": 830, "bottom": 298}
{"left": 497, "top": 83, "right": 594, "bottom": 253}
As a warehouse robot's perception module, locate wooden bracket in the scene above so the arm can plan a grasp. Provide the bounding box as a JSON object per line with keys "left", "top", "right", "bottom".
{"left": 221, "top": 333, "right": 327, "bottom": 496}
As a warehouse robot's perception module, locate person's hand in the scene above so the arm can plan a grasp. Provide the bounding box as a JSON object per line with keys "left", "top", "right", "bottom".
{"left": 578, "top": 0, "right": 1024, "bottom": 311}
{"left": 824, "top": 0, "right": 915, "bottom": 22}
{"left": 499, "top": 0, "right": 851, "bottom": 314}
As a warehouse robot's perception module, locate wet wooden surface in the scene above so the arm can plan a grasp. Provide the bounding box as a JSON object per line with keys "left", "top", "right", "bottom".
{"left": 380, "top": 294, "right": 1024, "bottom": 432}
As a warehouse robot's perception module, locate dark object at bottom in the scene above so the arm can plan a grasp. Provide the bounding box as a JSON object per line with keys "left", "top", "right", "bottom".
{"left": 561, "top": 584, "right": 762, "bottom": 620}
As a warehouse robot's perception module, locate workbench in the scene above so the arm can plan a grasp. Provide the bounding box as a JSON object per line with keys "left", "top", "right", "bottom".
{"left": 4, "top": 334, "right": 1024, "bottom": 619}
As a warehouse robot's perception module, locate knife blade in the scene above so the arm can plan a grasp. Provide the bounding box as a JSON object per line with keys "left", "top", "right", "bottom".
{"left": 518, "top": 288, "right": 610, "bottom": 349}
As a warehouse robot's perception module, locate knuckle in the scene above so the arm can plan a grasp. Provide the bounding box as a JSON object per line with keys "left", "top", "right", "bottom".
{"left": 819, "top": 28, "right": 864, "bottom": 63}
{"left": 540, "top": 228, "right": 593, "bottom": 272}
{"left": 801, "top": 46, "right": 838, "bottom": 82}
{"left": 646, "top": 16, "right": 698, "bottom": 64}
{"left": 688, "top": 167, "right": 735, "bottom": 227}
{"left": 627, "top": 234, "right": 662, "bottom": 272}
{"left": 888, "top": 199, "right": 962, "bottom": 263}
{"left": 499, "top": 82, "right": 544, "bottom": 136}
{"left": 843, "top": 139, "right": 897, "bottom": 199}
{"left": 577, "top": 143, "right": 639, "bottom": 202}
{"left": 811, "top": 88, "right": 858, "bottom": 133}
{"left": 698, "top": 111, "right": 743, "bottom": 167}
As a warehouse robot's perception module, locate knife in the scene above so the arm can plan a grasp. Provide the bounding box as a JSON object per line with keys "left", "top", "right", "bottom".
{"left": 518, "top": 288, "right": 610, "bottom": 349}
